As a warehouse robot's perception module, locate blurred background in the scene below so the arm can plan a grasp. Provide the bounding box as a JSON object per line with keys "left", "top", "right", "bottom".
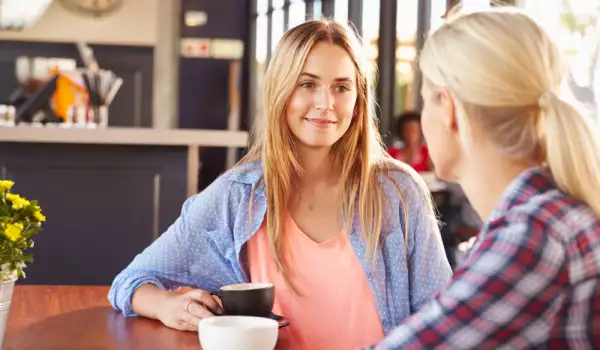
{"left": 0, "top": 0, "right": 598, "bottom": 284}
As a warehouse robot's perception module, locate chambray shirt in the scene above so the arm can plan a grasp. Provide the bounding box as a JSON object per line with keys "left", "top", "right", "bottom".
{"left": 108, "top": 161, "right": 452, "bottom": 334}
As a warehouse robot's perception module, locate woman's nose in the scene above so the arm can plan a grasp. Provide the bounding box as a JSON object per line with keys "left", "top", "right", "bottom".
{"left": 314, "top": 87, "right": 333, "bottom": 111}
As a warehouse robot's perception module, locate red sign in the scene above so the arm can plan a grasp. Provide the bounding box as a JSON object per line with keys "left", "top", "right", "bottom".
{"left": 180, "top": 38, "right": 211, "bottom": 58}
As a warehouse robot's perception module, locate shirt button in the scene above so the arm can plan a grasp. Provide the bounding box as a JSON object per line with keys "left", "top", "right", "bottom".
{"left": 367, "top": 272, "right": 373, "bottom": 278}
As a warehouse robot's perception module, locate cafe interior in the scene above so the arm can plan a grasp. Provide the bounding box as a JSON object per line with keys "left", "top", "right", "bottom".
{"left": 1, "top": 0, "right": 598, "bottom": 348}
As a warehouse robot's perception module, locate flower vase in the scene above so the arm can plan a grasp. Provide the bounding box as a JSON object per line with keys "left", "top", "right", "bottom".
{"left": 0, "top": 275, "right": 17, "bottom": 347}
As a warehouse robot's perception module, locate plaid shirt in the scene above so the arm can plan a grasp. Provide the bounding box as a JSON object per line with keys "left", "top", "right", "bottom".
{"left": 366, "top": 167, "right": 600, "bottom": 349}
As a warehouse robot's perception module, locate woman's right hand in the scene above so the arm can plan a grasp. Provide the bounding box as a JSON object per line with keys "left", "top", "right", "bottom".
{"left": 156, "top": 289, "right": 223, "bottom": 332}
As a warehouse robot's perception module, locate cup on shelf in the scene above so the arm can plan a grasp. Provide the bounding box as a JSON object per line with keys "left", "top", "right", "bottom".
{"left": 0, "top": 105, "right": 16, "bottom": 127}
{"left": 66, "top": 105, "right": 109, "bottom": 129}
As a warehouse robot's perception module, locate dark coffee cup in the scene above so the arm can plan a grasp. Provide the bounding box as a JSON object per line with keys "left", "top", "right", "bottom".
{"left": 211, "top": 283, "right": 274, "bottom": 317}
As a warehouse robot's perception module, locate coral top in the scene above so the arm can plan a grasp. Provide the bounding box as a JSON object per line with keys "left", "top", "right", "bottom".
{"left": 247, "top": 215, "right": 384, "bottom": 350}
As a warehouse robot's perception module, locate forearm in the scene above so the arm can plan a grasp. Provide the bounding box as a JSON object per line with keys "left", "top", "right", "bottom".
{"left": 131, "top": 284, "right": 172, "bottom": 320}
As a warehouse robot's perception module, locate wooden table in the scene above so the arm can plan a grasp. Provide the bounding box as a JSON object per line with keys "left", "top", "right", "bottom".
{"left": 4, "top": 285, "right": 204, "bottom": 349}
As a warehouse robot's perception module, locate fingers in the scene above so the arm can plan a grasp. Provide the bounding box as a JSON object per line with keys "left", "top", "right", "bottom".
{"left": 186, "top": 300, "right": 215, "bottom": 319}
{"left": 181, "top": 311, "right": 201, "bottom": 331}
{"left": 187, "top": 289, "right": 223, "bottom": 315}
{"left": 160, "top": 289, "right": 225, "bottom": 333}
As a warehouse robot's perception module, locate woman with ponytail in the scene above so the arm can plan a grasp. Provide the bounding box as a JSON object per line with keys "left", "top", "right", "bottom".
{"left": 366, "top": 6, "right": 600, "bottom": 350}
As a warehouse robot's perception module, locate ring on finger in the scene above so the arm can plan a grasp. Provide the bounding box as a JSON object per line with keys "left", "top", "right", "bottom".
{"left": 185, "top": 299, "right": 194, "bottom": 315}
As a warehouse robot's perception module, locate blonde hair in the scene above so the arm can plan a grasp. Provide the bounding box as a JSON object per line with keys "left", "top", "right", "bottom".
{"left": 238, "top": 19, "right": 435, "bottom": 286}
{"left": 420, "top": 7, "right": 600, "bottom": 218}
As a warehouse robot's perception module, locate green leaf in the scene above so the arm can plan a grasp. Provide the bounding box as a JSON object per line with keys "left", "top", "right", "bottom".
{"left": 0, "top": 186, "right": 45, "bottom": 280}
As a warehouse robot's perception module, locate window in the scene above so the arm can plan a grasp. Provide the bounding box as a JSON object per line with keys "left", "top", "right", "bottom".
{"left": 335, "top": 0, "right": 349, "bottom": 24}
{"left": 362, "top": 0, "right": 380, "bottom": 83}
{"left": 521, "top": 0, "right": 600, "bottom": 116}
{"left": 289, "top": 1, "right": 308, "bottom": 28}
{"left": 271, "top": 6, "right": 285, "bottom": 54}
{"left": 314, "top": 0, "right": 322, "bottom": 18}
{"left": 394, "top": 0, "right": 420, "bottom": 114}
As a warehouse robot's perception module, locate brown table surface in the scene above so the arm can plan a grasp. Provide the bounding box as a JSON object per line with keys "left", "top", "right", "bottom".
{"left": 4, "top": 285, "right": 204, "bottom": 350}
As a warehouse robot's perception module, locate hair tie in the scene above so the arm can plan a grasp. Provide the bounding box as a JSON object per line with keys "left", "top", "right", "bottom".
{"left": 538, "top": 91, "right": 554, "bottom": 109}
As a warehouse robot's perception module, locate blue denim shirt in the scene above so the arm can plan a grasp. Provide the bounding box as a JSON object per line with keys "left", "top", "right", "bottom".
{"left": 108, "top": 161, "right": 452, "bottom": 334}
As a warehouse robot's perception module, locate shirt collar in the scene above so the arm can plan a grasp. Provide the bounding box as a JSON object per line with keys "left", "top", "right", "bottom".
{"left": 227, "top": 161, "right": 265, "bottom": 195}
{"left": 226, "top": 160, "right": 405, "bottom": 197}
{"left": 488, "top": 166, "right": 555, "bottom": 223}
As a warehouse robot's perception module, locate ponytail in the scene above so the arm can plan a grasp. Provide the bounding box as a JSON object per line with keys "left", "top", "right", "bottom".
{"left": 416, "top": 7, "right": 600, "bottom": 218}
{"left": 542, "top": 93, "right": 600, "bottom": 217}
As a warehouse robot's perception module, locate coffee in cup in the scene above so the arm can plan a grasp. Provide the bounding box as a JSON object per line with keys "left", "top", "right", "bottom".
{"left": 211, "top": 282, "right": 274, "bottom": 317}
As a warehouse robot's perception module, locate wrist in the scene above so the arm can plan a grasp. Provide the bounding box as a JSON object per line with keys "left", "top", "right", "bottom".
{"left": 131, "top": 283, "right": 171, "bottom": 320}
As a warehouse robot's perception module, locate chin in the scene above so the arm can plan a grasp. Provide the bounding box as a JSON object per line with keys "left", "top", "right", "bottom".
{"left": 300, "top": 141, "right": 335, "bottom": 149}
{"left": 295, "top": 135, "right": 340, "bottom": 149}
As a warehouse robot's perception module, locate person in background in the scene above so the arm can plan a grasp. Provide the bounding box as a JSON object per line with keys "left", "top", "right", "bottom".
{"left": 366, "top": 6, "right": 600, "bottom": 349}
{"left": 387, "top": 111, "right": 431, "bottom": 173}
{"left": 108, "top": 19, "right": 452, "bottom": 350}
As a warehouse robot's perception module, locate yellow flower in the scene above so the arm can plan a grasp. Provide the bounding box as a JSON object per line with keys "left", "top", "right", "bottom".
{"left": 4, "top": 222, "right": 23, "bottom": 241}
{"left": 0, "top": 180, "right": 14, "bottom": 191}
{"left": 6, "top": 193, "right": 30, "bottom": 210}
{"left": 33, "top": 211, "right": 46, "bottom": 222}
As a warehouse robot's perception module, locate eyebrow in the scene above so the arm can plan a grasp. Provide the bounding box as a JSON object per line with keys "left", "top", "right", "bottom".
{"left": 299, "top": 72, "right": 353, "bottom": 83}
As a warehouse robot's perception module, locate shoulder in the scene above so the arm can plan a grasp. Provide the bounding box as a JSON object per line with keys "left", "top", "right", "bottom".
{"left": 373, "top": 159, "right": 436, "bottom": 234}
{"left": 375, "top": 159, "right": 430, "bottom": 206}
{"left": 374, "top": 160, "right": 440, "bottom": 250}
{"left": 478, "top": 195, "right": 573, "bottom": 275}
{"left": 184, "top": 160, "right": 264, "bottom": 213}
{"left": 208, "top": 160, "right": 263, "bottom": 193}
{"left": 499, "top": 189, "right": 599, "bottom": 243}
{"left": 219, "top": 160, "right": 263, "bottom": 186}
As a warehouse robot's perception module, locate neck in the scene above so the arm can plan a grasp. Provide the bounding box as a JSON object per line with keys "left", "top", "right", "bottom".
{"left": 297, "top": 146, "right": 336, "bottom": 188}
{"left": 458, "top": 149, "right": 537, "bottom": 220}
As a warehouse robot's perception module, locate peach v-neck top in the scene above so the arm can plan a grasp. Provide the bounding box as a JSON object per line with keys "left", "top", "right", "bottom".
{"left": 247, "top": 215, "right": 384, "bottom": 350}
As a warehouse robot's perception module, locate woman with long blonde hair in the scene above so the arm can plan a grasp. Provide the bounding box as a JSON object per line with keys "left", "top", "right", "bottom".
{"left": 366, "top": 7, "right": 600, "bottom": 349}
{"left": 108, "top": 19, "right": 451, "bottom": 349}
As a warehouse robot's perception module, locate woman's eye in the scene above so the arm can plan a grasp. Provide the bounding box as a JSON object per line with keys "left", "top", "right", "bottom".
{"left": 335, "top": 85, "right": 350, "bottom": 93}
{"left": 300, "top": 81, "right": 315, "bottom": 89}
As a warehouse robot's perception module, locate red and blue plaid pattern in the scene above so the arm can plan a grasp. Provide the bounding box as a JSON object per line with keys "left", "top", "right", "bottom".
{"left": 365, "top": 167, "right": 600, "bottom": 349}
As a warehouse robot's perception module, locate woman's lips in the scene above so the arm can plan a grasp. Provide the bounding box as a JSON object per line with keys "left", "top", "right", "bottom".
{"left": 303, "top": 118, "right": 337, "bottom": 127}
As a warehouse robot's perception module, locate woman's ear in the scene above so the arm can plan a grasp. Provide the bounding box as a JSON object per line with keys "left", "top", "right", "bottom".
{"left": 439, "top": 88, "right": 458, "bottom": 134}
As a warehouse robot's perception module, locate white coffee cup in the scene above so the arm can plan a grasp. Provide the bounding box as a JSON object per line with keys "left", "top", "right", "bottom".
{"left": 198, "top": 315, "right": 279, "bottom": 350}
